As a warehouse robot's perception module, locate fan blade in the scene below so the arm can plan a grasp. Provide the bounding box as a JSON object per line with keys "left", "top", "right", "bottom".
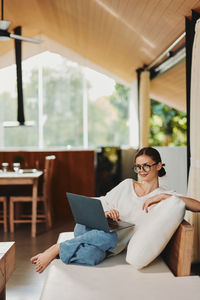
{"left": 10, "top": 33, "right": 42, "bottom": 44}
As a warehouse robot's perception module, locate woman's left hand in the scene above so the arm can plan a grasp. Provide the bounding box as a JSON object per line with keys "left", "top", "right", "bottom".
{"left": 142, "top": 193, "right": 172, "bottom": 213}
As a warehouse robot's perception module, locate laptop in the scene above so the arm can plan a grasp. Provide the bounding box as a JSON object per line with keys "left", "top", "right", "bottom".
{"left": 66, "top": 192, "right": 134, "bottom": 233}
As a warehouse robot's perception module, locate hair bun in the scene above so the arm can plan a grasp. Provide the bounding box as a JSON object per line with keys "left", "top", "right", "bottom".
{"left": 158, "top": 166, "right": 166, "bottom": 177}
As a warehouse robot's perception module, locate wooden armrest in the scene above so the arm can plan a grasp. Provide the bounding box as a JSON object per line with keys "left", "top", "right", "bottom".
{"left": 161, "top": 220, "right": 194, "bottom": 277}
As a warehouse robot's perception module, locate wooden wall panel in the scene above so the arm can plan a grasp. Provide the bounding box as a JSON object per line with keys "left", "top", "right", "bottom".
{"left": 0, "top": 151, "right": 95, "bottom": 221}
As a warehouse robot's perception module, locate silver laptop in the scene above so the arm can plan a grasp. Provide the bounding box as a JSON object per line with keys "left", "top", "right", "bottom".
{"left": 66, "top": 192, "right": 134, "bottom": 233}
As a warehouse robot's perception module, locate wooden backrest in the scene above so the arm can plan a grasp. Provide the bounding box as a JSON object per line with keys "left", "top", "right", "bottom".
{"left": 161, "top": 220, "right": 194, "bottom": 277}
{"left": 42, "top": 155, "right": 56, "bottom": 200}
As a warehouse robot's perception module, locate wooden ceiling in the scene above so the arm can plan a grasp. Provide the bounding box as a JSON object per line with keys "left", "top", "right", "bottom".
{"left": 150, "top": 60, "right": 186, "bottom": 112}
{"left": 0, "top": 0, "right": 200, "bottom": 111}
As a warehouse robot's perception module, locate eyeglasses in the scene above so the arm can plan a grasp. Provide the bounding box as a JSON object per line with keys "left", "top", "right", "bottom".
{"left": 133, "top": 162, "right": 158, "bottom": 174}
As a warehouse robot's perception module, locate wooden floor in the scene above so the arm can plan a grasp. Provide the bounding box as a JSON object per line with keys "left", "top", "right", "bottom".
{"left": 0, "top": 218, "right": 75, "bottom": 300}
{"left": 1, "top": 220, "right": 200, "bottom": 300}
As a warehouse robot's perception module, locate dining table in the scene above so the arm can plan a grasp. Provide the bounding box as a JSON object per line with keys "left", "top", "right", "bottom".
{"left": 0, "top": 170, "right": 43, "bottom": 237}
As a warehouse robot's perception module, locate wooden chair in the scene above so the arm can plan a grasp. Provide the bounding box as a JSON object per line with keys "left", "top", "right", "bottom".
{"left": 9, "top": 155, "right": 56, "bottom": 234}
{"left": 0, "top": 197, "right": 7, "bottom": 232}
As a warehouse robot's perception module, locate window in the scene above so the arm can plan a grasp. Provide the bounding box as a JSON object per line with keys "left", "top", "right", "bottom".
{"left": 88, "top": 82, "right": 130, "bottom": 147}
{"left": 0, "top": 51, "right": 130, "bottom": 149}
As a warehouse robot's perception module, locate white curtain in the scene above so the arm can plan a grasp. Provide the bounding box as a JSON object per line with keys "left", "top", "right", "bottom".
{"left": 139, "top": 70, "right": 150, "bottom": 148}
{"left": 186, "top": 19, "right": 200, "bottom": 262}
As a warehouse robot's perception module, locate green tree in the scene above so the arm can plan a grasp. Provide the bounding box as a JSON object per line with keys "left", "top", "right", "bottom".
{"left": 109, "top": 83, "right": 130, "bottom": 119}
{"left": 149, "top": 99, "right": 187, "bottom": 146}
{"left": 88, "top": 83, "right": 130, "bottom": 147}
{"left": 42, "top": 65, "right": 83, "bottom": 147}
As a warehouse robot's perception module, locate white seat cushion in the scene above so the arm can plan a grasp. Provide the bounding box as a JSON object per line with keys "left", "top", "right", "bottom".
{"left": 126, "top": 196, "right": 185, "bottom": 269}
{"left": 40, "top": 233, "right": 200, "bottom": 300}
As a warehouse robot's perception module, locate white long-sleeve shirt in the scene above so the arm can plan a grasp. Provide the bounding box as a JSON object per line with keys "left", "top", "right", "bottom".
{"left": 99, "top": 178, "right": 180, "bottom": 224}
{"left": 98, "top": 178, "right": 182, "bottom": 254}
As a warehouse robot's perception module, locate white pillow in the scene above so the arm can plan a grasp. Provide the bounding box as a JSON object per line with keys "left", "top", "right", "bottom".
{"left": 126, "top": 196, "right": 185, "bottom": 269}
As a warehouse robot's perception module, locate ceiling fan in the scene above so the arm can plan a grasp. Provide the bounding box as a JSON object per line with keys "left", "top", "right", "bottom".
{"left": 0, "top": 0, "right": 41, "bottom": 43}
{"left": 0, "top": 0, "right": 41, "bottom": 126}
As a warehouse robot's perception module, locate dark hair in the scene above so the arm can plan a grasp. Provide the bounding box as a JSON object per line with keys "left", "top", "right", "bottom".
{"left": 135, "top": 147, "right": 166, "bottom": 177}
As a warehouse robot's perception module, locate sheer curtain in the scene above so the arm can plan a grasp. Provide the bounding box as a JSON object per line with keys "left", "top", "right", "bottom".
{"left": 186, "top": 19, "right": 200, "bottom": 262}
{"left": 139, "top": 70, "right": 150, "bottom": 148}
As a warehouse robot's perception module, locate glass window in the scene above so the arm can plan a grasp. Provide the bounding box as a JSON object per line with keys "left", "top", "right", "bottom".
{"left": 0, "top": 59, "right": 38, "bottom": 148}
{"left": 0, "top": 51, "right": 130, "bottom": 149}
{"left": 86, "top": 69, "right": 130, "bottom": 147}
{"left": 42, "top": 58, "right": 83, "bottom": 147}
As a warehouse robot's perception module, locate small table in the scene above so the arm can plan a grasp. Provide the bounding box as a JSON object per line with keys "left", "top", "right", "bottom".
{"left": 0, "top": 242, "right": 15, "bottom": 300}
{"left": 0, "top": 171, "right": 43, "bottom": 237}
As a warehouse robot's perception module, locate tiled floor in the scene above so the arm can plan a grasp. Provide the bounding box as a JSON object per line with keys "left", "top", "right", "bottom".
{"left": 0, "top": 218, "right": 75, "bottom": 300}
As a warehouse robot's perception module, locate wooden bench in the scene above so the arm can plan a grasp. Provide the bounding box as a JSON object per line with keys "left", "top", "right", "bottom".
{"left": 40, "top": 220, "right": 199, "bottom": 300}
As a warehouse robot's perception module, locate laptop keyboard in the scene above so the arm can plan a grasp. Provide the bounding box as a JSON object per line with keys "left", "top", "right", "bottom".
{"left": 107, "top": 218, "right": 119, "bottom": 228}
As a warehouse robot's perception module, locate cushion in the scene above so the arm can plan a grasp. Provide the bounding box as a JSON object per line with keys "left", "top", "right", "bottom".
{"left": 126, "top": 196, "right": 185, "bottom": 269}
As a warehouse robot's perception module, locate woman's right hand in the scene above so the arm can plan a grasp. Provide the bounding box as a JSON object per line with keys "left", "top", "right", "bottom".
{"left": 105, "top": 209, "right": 120, "bottom": 221}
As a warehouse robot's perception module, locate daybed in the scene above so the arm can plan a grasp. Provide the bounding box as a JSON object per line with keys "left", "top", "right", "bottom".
{"left": 40, "top": 220, "right": 200, "bottom": 300}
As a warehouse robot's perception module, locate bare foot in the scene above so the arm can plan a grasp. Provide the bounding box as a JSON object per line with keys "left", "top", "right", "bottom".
{"left": 30, "top": 244, "right": 60, "bottom": 264}
{"left": 30, "top": 254, "right": 40, "bottom": 264}
{"left": 30, "top": 244, "right": 60, "bottom": 273}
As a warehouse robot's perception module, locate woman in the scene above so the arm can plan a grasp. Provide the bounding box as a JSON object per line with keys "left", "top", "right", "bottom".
{"left": 31, "top": 147, "right": 200, "bottom": 273}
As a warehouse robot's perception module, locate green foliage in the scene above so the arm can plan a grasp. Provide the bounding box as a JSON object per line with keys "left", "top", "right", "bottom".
{"left": 41, "top": 65, "right": 83, "bottom": 147}
{"left": 149, "top": 99, "right": 187, "bottom": 146}
{"left": 109, "top": 83, "right": 130, "bottom": 119}
{"left": 88, "top": 83, "right": 130, "bottom": 147}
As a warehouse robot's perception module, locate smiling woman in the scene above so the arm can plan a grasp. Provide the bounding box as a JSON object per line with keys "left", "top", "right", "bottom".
{"left": 134, "top": 146, "right": 166, "bottom": 180}
{"left": 30, "top": 146, "right": 200, "bottom": 273}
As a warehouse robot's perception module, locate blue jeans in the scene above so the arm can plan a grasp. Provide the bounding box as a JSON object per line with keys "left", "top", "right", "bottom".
{"left": 59, "top": 224, "right": 118, "bottom": 266}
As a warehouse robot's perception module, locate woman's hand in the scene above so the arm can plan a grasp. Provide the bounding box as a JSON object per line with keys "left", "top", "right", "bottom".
{"left": 142, "top": 193, "right": 172, "bottom": 213}
{"left": 105, "top": 209, "right": 120, "bottom": 221}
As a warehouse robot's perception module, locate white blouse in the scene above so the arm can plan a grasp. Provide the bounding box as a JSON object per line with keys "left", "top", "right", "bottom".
{"left": 99, "top": 178, "right": 179, "bottom": 224}
{"left": 98, "top": 178, "right": 181, "bottom": 254}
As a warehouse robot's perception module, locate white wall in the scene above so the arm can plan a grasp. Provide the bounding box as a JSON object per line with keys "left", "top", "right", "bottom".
{"left": 155, "top": 146, "right": 187, "bottom": 195}
{"left": 121, "top": 146, "right": 188, "bottom": 195}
